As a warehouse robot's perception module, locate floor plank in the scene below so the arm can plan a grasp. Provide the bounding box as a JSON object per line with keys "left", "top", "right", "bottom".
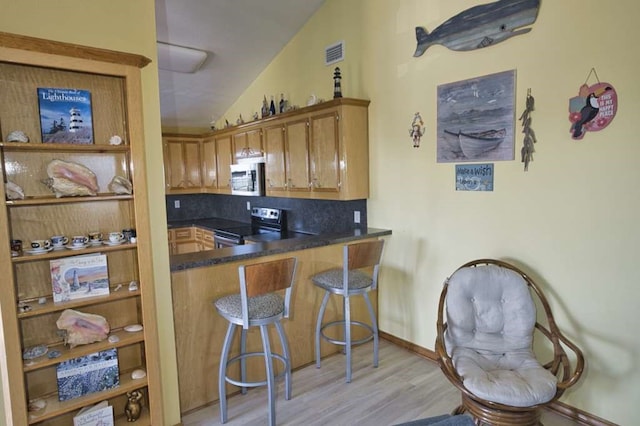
{"left": 182, "top": 339, "right": 580, "bottom": 425}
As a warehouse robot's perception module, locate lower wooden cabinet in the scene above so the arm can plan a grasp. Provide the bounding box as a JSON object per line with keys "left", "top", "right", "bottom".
{"left": 168, "top": 227, "right": 215, "bottom": 255}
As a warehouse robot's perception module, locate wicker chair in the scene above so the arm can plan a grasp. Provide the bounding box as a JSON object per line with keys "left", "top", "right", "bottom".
{"left": 435, "top": 259, "right": 584, "bottom": 426}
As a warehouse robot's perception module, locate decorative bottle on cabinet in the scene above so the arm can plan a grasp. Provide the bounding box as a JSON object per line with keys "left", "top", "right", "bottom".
{"left": 0, "top": 32, "right": 164, "bottom": 425}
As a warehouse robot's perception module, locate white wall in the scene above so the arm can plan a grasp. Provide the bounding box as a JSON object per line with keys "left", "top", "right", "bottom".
{"left": 223, "top": 1, "right": 640, "bottom": 424}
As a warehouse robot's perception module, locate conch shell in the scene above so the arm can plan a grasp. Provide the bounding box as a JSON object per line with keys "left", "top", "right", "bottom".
{"left": 5, "top": 181, "right": 25, "bottom": 200}
{"left": 108, "top": 175, "right": 133, "bottom": 195}
{"left": 56, "top": 309, "right": 110, "bottom": 348}
{"left": 44, "top": 159, "right": 99, "bottom": 197}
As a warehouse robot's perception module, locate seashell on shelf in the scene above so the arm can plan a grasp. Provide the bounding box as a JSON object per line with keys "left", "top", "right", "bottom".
{"left": 43, "top": 159, "right": 99, "bottom": 197}
{"left": 6, "top": 130, "right": 29, "bottom": 143}
{"left": 56, "top": 309, "right": 110, "bottom": 348}
{"left": 108, "top": 175, "right": 133, "bottom": 195}
{"left": 109, "top": 135, "right": 123, "bottom": 145}
{"left": 5, "top": 181, "right": 25, "bottom": 200}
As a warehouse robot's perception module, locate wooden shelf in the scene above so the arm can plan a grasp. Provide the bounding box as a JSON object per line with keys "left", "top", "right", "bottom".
{"left": 23, "top": 328, "right": 145, "bottom": 372}
{"left": 27, "top": 374, "right": 148, "bottom": 424}
{"left": 12, "top": 242, "right": 137, "bottom": 263}
{"left": 6, "top": 194, "right": 133, "bottom": 207}
{"left": 18, "top": 286, "right": 140, "bottom": 319}
{"left": 0, "top": 141, "right": 130, "bottom": 153}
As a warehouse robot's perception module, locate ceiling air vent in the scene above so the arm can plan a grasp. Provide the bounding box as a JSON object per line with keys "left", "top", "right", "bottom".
{"left": 325, "top": 41, "right": 345, "bottom": 66}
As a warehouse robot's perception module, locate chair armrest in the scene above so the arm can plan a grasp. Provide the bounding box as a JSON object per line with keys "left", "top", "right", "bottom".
{"left": 534, "top": 322, "right": 585, "bottom": 392}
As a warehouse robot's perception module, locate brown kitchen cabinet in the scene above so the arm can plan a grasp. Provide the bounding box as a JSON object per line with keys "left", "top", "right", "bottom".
{"left": 232, "top": 127, "right": 263, "bottom": 163}
{"left": 163, "top": 98, "right": 369, "bottom": 200}
{"left": 0, "top": 32, "right": 164, "bottom": 425}
{"left": 163, "top": 135, "right": 203, "bottom": 193}
{"left": 168, "top": 227, "right": 215, "bottom": 254}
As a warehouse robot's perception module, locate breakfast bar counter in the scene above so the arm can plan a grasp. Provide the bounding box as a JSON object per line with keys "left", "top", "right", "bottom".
{"left": 169, "top": 227, "right": 391, "bottom": 413}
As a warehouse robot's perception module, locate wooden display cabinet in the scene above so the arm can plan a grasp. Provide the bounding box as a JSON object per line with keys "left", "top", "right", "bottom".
{"left": 0, "top": 32, "right": 163, "bottom": 425}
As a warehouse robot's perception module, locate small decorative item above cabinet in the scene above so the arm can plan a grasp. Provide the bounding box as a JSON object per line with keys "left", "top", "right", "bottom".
{"left": 0, "top": 32, "right": 164, "bottom": 425}
{"left": 162, "top": 98, "right": 370, "bottom": 200}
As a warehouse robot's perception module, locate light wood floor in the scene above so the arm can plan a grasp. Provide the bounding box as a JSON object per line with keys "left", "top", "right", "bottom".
{"left": 182, "top": 339, "right": 580, "bottom": 426}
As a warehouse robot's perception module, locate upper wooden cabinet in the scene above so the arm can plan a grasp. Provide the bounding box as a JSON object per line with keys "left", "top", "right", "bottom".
{"left": 0, "top": 32, "right": 164, "bottom": 425}
{"left": 163, "top": 135, "right": 203, "bottom": 193}
{"left": 232, "top": 128, "right": 263, "bottom": 163}
{"left": 162, "top": 98, "right": 370, "bottom": 200}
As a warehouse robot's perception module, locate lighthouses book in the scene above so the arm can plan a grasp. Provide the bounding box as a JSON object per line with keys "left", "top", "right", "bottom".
{"left": 37, "top": 87, "right": 94, "bottom": 144}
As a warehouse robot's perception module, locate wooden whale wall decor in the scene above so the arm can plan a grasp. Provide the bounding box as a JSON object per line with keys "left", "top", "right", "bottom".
{"left": 413, "top": 0, "right": 541, "bottom": 56}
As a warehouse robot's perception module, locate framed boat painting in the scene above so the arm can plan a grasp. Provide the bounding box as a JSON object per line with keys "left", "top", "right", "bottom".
{"left": 437, "top": 70, "right": 516, "bottom": 163}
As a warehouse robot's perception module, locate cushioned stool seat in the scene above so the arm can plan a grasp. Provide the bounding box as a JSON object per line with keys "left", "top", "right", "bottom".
{"left": 214, "top": 257, "right": 297, "bottom": 426}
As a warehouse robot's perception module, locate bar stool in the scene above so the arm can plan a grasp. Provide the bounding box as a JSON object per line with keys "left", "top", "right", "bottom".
{"left": 312, "top": 239, "right": 384, "bottom": 382}
{"left": 214, "top": 257, "right": 297, "bottom": 425}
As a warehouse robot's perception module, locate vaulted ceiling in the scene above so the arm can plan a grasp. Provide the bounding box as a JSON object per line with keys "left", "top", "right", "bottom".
{"left": 155, "top": 0, "right": 326, "bottom": 130}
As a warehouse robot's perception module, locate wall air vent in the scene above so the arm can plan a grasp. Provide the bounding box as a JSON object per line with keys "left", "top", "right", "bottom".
{"left": 325, "top": 41, "right": 345, "bottom": 66}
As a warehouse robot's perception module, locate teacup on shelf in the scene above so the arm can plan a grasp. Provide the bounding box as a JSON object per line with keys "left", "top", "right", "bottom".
{"left": 30, "top": 239, "right": 51, "bottom": 250}
{"left": 71, "top": 235, "right": 89, "bottom": 246}
{"left": 51, "top": 235, "right": 68, "bottom": 248}
{"left": 108, "top": 231, "right": 125, "bottom": 243}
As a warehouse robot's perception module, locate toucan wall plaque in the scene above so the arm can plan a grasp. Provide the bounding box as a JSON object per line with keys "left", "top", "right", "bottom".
{"left": 568, "top": 70, "right": 617, "bottom": 140}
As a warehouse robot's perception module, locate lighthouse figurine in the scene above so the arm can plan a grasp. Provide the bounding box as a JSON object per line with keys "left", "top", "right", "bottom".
{"left": 333, "top": 67, "right": 342, "bottom": 98}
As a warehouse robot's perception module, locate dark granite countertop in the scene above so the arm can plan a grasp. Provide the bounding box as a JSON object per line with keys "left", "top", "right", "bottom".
{"left": 169, "top": 227, "right": 392, "bottom": 272}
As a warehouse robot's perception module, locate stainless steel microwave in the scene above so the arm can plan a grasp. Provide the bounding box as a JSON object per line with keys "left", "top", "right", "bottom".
{"left": 230, "top": 158, "right": 265, "bottom": 196}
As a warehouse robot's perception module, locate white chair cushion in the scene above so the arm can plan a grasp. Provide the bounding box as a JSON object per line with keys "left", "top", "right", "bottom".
{"left": 451, "top": 347, "right": 557, "bottom": 406}
{"left": 444, "top": 264, "right": 557, "bottom": 406}
{"left": 445, "top": 265, "right": 536, "bottom": 353}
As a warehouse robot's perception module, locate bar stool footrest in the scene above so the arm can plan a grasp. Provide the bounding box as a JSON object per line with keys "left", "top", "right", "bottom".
{"left": 320, "top": 320, "right": 374, "bottom": 346}
{"left": 225, "top": 351, "right": 289, "bottom": 388}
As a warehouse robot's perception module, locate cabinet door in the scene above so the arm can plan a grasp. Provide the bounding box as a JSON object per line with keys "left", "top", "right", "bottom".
{"left": 285, "top": 118, "right": 311, "bottom": 192}
{"left": 232, "top": 128, "right": 263, "bottom": 162}
{"left": 163, "top": 138, "right": 202, "bottom": 192}
{"left": 216, "top": 135, "right": 233, "bottom": 192}
{"left": 264, "top": 123, "right": 287, "bottom": 193}
{"left": 309, "top": 110, "right": 340, "bottom": 193}
{"left": 201, "top": 137, "right": 217, "bottom": 190}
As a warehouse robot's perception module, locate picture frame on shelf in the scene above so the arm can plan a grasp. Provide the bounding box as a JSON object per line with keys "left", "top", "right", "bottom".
{"left": 50, "top": 254, "right": 110, "bottom": 303}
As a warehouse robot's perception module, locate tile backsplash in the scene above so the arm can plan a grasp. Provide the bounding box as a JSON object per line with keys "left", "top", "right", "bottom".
{"left": 166, "top": 194, "right": 367, "bottom": 234}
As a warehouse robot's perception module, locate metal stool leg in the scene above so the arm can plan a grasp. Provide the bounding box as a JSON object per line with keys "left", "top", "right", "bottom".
{"left": 219, "top": 322, "right": 236, "bottom": 423}
{"left": 344, "top": 295, "right": 352, "bottom": 383}
{"left": 315, "top": 291, "right": 331, "bottom": 368}
{"left": 240, "top": 327, "right": 248, "bottom": 395}
{"left": 260, "top": 324, "right": 276, "bottom": 426}
{"left": 275, "top": 320, "right": 292, "bottom": 400}
{"left": 364, "top": 292, "right": 379, "bottom": 368}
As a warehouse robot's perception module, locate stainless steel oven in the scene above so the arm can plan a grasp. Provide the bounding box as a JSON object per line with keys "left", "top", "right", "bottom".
{"left": 213, "top": 207, "right": 286, "bottom": 248}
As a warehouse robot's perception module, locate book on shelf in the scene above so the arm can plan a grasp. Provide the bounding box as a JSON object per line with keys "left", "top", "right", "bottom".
{"left": 57, "top": 348, "right": 120, "bottom": 402}
{"left": 73, "top": 400, "right": 114, "bottom": 426}
{"left": 50, "top": 254, "right": 110, "bottom": 303}
{"left": 37, "top": 87, "right": 94, "bottom": 144}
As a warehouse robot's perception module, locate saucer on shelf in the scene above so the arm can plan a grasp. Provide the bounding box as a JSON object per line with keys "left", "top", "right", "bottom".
{"left": 66, "top": 244, "right": 88, "bottom": 250}
{"left": 103, "top": 239, "right": 126, "bottom": 246}
{"left": 88, "top": 240, "right": 103, "bottom": 246}
{"left": 25, "top": 247, "right": 53, "bottom": 255}
{"left": 52, "top": 245, "right": 67, "bottom": 250}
